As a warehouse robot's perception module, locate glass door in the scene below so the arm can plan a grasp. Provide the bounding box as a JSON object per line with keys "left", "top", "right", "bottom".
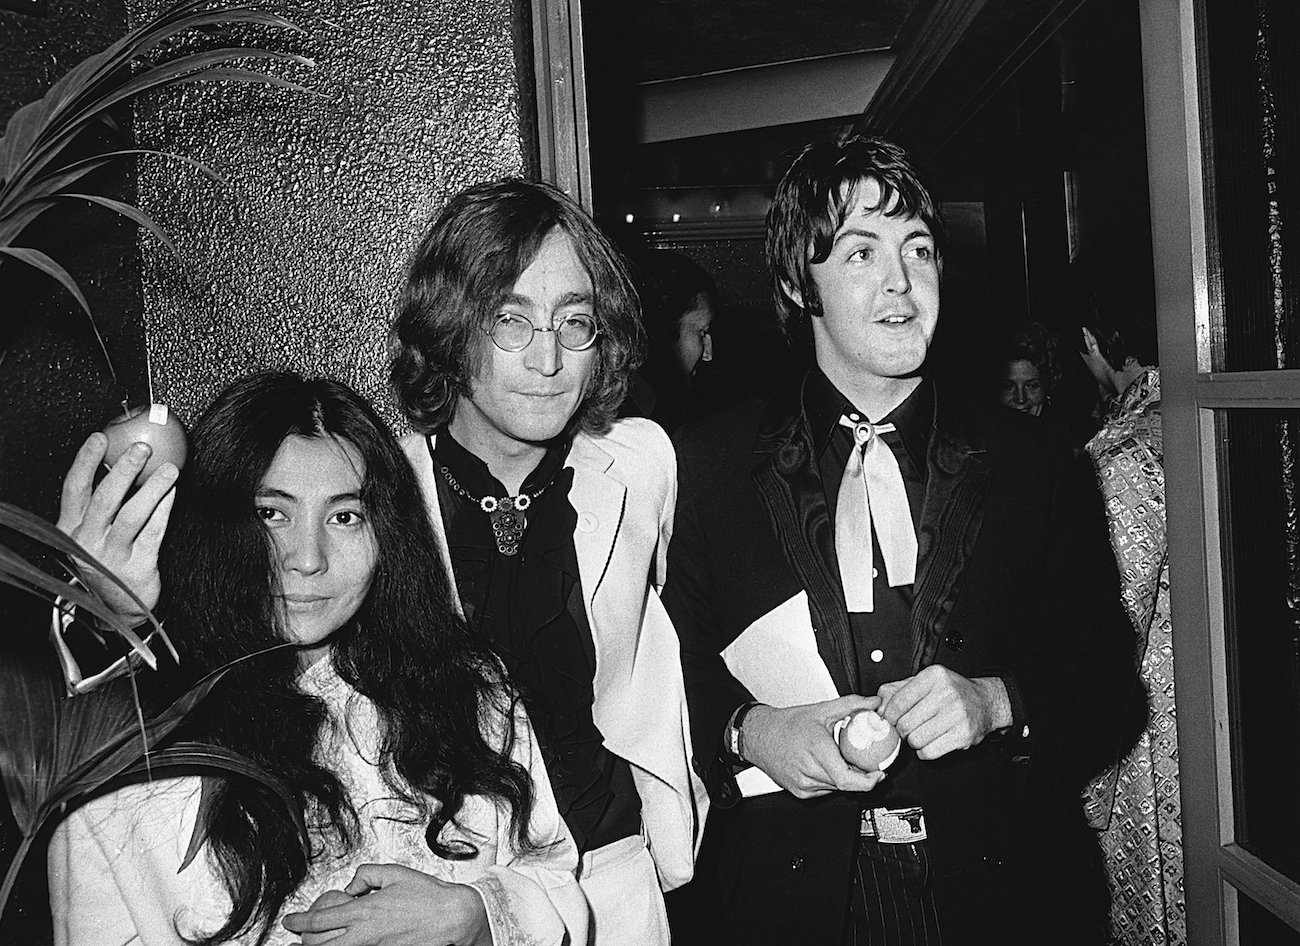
{"left": 1142, "top": 0, "right": 1300, "bottom": 940}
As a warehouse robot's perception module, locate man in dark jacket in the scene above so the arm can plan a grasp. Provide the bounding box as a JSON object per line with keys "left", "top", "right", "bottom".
{"left": 663, "top": 134, "right": 1134, "bottom": 945}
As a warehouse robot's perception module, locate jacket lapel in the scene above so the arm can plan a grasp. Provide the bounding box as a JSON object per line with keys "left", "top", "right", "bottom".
{"left": 751, "top": 375, "right": 857, "bottom": 696}
{"left": 566, "top": 434, "right": 625, "bottom": 615}
{"left": 909, "top": 391, "right": 991, "bottom": 670}
{"left": 400, "top": 432, "right": 465, "bottom": 619}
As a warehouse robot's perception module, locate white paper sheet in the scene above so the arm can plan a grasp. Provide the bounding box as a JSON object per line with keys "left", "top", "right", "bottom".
{"left": 722, "top": 591, "right": 839, "bottom": 797}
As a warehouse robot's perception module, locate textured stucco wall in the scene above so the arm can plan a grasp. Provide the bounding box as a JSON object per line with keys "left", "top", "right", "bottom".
{"left": 127, "top": 0, "right": 527, "bottom": 428}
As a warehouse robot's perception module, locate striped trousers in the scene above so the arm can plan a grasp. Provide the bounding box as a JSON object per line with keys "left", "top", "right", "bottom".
{"left": 847, "top": 838, "right": 944, "bottom": 946}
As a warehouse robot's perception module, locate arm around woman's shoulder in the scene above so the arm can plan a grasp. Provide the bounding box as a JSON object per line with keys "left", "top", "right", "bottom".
{"left": 462, "top": 698, "right": 588, "bottom": 946}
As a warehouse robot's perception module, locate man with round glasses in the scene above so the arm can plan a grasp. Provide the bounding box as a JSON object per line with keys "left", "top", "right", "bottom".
{"left": 487, "top": 310, "right": 600, "bottom": 352}
{"left": 389, "top": 178, "right": 708, "bottom": 945}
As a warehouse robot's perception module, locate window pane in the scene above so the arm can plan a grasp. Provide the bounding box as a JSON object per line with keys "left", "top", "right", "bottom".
{"left": 1235, "top": 887, "right": 1300, "bottom": 946}
{"left": 1215, "top": 409, "right": 1300, "bottom": 882}
{"left": 1199, "top": 0, "right": 1299, "bottom": 371}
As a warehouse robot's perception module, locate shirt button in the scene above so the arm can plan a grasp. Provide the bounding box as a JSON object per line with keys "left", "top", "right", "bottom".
{"left": 791, "top": 856, "right": 805, "bottom": 871}
{"left": 871, "top": 567, "right": 879, "bottom": 579}
{"left": 577, "top": 512, "right": 599, "bottom": 533}
{"left": 870, "top": 649, "right": 884, "bottom": 663}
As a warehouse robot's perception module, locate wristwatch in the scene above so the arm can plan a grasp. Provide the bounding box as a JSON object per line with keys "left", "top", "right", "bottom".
{"left": 723, "top": 701, "right": 760, "bottom": 764}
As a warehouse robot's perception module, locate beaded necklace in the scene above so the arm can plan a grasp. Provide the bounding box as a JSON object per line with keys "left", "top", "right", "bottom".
{"left": 438, "top": 464, "right": 555, "bottom": 556}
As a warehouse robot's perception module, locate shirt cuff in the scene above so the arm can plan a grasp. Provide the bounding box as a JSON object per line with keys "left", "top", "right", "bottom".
{"left": 987, "top": 672, "right": 1031, "bottom": 763}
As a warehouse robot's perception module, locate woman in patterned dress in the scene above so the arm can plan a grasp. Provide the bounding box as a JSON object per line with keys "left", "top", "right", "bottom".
{"left": 48, "top": 372, "right": 586, "bottom": 946}
{"left": 1079, "top": 313, "right": 1184, "bottom": 946}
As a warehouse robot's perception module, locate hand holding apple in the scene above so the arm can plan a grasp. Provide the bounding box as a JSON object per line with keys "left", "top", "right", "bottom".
{"left": 835, "top": 709, "right": 902, "bottom": 772}
{"left": 102, "top": 403, "right": 188, "bottom": 487}
{"left": 57, "top": 425, "right": 181, "bottom": 627}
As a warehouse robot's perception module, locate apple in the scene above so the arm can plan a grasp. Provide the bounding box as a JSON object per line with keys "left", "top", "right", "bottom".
{"left": 835, "top": 709, "right": 902, "bottom": 772}
{"left": 102, "top": 403, "right": 188, "bottom": 486}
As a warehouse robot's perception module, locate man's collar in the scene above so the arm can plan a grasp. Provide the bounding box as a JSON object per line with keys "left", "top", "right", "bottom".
{"left": 805, "top": 368, "right": 932, "bottom": 467}
{"left": 434, "top": 427, "right": 570, "bottom": 496}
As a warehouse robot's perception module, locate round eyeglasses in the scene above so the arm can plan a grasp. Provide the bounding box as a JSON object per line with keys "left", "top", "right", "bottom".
{"left": 486, "top": 313, "right": 600, "bottom": 353}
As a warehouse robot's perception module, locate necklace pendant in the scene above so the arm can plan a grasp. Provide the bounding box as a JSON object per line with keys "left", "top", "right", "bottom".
{"left": 437, "top": 464, "right": 545, "bottom": 557}
{"left": 489, "top": 497, "right": 526, "bottom": 556}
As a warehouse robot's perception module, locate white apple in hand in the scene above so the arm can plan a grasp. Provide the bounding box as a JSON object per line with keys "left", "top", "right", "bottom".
{"left": 102, "top": 403, "right": 188, "bottom": 486}
{"left": 836, "top": 709, "right": 902, "bottom": 772}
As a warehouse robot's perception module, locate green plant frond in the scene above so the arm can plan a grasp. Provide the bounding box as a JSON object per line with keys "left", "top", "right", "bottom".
{"left": 0, "top": 202, "right": 58, "bottom": 245}
{"left": 0, "top": 247, "right": 107, "bottom": 368}
{"left": 50, "top": 147, "right": 227, "bottom": 186}
{"left": 0, "top": 149, "right": 226, "bottom": 225}
{"left": 0, "top": 552, "right": 160, "bottom": 665}
{"left": 87, "top": 54, "right": 316, "bottom": 124}
{"left": 0, "top": 503, "right": 167, "bottom": 641}
{"left": 0, "top": 656, "right": 63, "bottom": 831}
{"left": 39, "top": 48, "right": 126, "bottom": 130}
{"left": 0, "top": 550, "right": 158, "bottom": 654}
{"left": 73, "top": 45, "right": 312, "bottom": 122}
{"left": 62, "top": 194, "right": 180, "bottom": 258}
{"left": 0, "top": 248, "right": 105, "bottom": 372}
{"left": 61, "top": 7, "right": 305, "bottom": 134}
{"left": 0, "top": 97, "right": 60, "bottom": 190}
{"left": 0, "top": 1, "right": 307, "bottom": 193}
{"left": 44, "top": 649, "right": 286, "bottom": 811}
{"left": 0, "top": 1, "right": 312, "bottom": 384}
{"left": 0, "top": 619, "right": 293, "bottom": 912}
{"left": 7, "top": 56, "right": 311, "bottom": 202}
{"left": 0, "top": 49, "right": 131, "bottom": 181}
{"left": 37, "top": 3, "right": 302, "bottom": 134}
{"left": 145, "top": 744, "right": 311, "bottom": 870}
{"left": 0, "top": 155, "right": 116, "bottom": 220}
{"left": 99, "top": 111, "right": 124, "bottom": 137}
{"left": 0, "top": 194, "right": 179, "bottom": 264}
{"left": 46, "top": 679, "right": 209, "bottom": 808}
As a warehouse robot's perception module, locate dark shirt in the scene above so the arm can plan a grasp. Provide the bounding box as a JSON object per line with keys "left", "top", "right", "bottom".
{"left": 429, "top": 430, "right": 641, "bottom": 854}
{"left": 805, "top": 369, "right": 932, "bottom": 809}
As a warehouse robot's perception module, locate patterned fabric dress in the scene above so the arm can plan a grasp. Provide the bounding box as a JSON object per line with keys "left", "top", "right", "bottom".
{"left": 1082, "top": 368, "right": 1185, "bottom": 945}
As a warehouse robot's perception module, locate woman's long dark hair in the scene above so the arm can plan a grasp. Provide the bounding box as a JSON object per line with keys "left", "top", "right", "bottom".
{"left": 156, "top": 371, "right": 535, "bottom": 945}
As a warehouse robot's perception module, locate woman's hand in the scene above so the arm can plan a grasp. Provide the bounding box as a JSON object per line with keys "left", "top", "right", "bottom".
{"left": 57, "top": 433, "right": 177, "bottom": 626}
{"left": 282, "top": 864, "right": 493, "bottom": 946}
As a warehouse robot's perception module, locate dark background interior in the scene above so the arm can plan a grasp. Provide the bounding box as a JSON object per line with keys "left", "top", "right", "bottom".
{"left": 582, "top": 0, "right": 1154, "bottom": 422}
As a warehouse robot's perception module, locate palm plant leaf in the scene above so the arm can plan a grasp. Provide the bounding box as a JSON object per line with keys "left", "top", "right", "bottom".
{"left": 3, "top": 50, "right": 312, "bottom": 202}
{"left": 15, "top": 52, "right": 316, "bottom": 193}
{"left": 0, "top": 150, "right": 223, "bottom": 228}
{"left": 1, "top": 143, "right": 222, "bottom": 213}
{"left": 48, "top": 668, "right": 227, "bottom": 806}
{"left": 0, "top": 0, "right": 312, "bottom": 368}
{"left": 134, "top": 743, "right": 310, "bottom": 871}
{"left": 0, "top": 5, "right": 304, "bottom": 188}
{"left": 0, "top": 642, "right": 298, "bottom": 911}
{"left": 60, "top": 194, "right": 181, "bottom": 257}
{"left": 0, "top": 546, "right": 161, "bottom": 667}
{"left": 0, "top": 246, "right": 112, "bottom": 368}
{"left": 0, "top": 502, "right": 168, "bottom": 648}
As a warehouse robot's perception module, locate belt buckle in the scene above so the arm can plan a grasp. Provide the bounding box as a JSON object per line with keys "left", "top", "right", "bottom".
{"left": 859, "top": 806, "right": 927, "bottom": 843}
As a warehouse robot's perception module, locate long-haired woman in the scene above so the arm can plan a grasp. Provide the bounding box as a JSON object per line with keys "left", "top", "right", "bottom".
{"left": 48, "top": 372, "right": 586, "bottom": 946}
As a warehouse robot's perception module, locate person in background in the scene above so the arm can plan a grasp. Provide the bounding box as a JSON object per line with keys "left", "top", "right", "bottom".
{"left": 1078, "top": 292, "right": 1184, "bottom": 945}
{"left": 49, "top": 372, "right": 585, "bottom": 946}
{"left": 664, "top": 132, "right": 1134, "bottom": 946}
{"left": 996, "top": 321, "right": 1061, "bottom": 417}
{"left": 630, "top": 249, "right": 719, "bottom": 432}
{"left": 374, "top": 178, "right": 706, "bottom": 946}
